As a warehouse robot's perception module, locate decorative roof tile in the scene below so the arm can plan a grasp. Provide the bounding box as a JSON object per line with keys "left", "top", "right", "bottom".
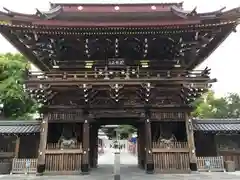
{"left": 0, "top": 120, "right": 40, "bottom": 134}
{"left": 192, "top": 119, "right": 240, "bottom": 132}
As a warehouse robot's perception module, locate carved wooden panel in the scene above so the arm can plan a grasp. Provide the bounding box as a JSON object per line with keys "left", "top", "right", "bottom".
{"left": 151, "top": 112, "right": 185, "bottom": 121}
{"left": 48, "top": 111, "right": 82, "bottom": 122}
{"left": 90, "top": 109, "right": 143, "bottom": 118}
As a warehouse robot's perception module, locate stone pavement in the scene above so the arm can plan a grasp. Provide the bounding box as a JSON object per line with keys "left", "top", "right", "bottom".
{"left": 1, "top": 171, "right": 240, "bottom": 180}
{"left": 98, "top": 148, "right": 138, "bottom": 165}
{"left": 0, "top": 149, "right": 240, "bottom": 179}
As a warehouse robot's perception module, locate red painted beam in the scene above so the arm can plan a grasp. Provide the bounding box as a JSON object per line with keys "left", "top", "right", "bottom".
{"left": 62, "top": 5, "right": 171, "bottom": 13}
{"left": 32, "top": 19, "right": 200, "bottom": 27}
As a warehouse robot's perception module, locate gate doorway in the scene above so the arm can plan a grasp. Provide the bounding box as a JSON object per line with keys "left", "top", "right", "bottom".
{"left": 96, "top": 124, "right": 138, "bottom": 170}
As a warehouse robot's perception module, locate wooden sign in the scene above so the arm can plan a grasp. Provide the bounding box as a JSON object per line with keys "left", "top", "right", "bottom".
{"left": 108, "top": 58, "right": 125, "bottom": 68}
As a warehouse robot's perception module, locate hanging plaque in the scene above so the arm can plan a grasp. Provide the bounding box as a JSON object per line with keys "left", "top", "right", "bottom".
{"left": 108, "top": 58, "right": 125, "bottom": 68}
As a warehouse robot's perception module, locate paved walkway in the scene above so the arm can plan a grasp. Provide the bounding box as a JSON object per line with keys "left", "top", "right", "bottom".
{"left": 1, "top": 171, "right": 240, "bottom": 180}
{"left": 98, "top": 148, "right": 138, "bottom": 165}
{"left": 1, "top": 149, "right": 240, "bottom": 179}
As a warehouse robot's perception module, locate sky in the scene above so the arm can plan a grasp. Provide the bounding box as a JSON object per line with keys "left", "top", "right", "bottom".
{"left": 0, "top": 0, "right": 240, "bottom": 97}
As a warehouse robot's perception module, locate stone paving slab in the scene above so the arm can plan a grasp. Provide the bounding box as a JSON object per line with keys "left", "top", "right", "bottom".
{"left": 1, "top": 150, "right": 239, "bottom": 180}
{"left": 0, "top": 172, "right": 240, "bottom": 180}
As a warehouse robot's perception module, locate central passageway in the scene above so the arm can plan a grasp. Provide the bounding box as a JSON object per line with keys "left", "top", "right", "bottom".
{"left": 95, "top": 147, "right": 140, "bottom": 176}
{"left": 98, "top": 148, "right": 138, "bottom": 165}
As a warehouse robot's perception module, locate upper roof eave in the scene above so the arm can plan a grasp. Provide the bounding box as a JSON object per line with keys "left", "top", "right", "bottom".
{"left": 50, "top": 2, "right": 184, "bottom": 8}
{"left": 36, "top": 5, "right": 63, "bottom": 19}
{"left": 0, "top": 6, "right": 63, "bottom": 21}
{"left": 0, "top": 7, "right": 36, "bottom": 17}
{"left": 0, "top": 5, "right": 239, "bottom": 24}
{"left": 171, "top": 5, "right": 240, "bottom": 20}
{"left": 0, "top": 9, "right": 40, "bottom": 22}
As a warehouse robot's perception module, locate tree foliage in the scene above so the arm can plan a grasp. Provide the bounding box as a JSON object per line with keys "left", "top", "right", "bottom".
{"left": 102, "top": 125, "right": 137, "bottom": 139}
{"left": 117, "top": 125, "right": 137, "bottom": 138}
{"left": 192, "top": 90, "right": 240, "bottom": 118}
{"left": 0, "top": 53, "right": 38, "bottom": 119}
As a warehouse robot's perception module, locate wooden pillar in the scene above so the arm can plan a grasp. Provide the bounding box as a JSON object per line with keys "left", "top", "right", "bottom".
{"left": 141, "top": 123, "right": 146, "bottom": 169}
{"left": 89, "top": 124, "right": 94, "bottom": 168}
{"left": 93, "top": 125, "right": 99, "bottom": 168}
{"left": 37, "top": 116, "right": 48, "bottom": 175}
{"left": 138, "top": 123, "right": 145, "bottom": 169}
{"left": 81, "top": 119, "right": 90, "bottom": 174}
{"left": 144, "top": 114, "right": 154, "bottom": 174}
{"left": 90, "top": 124, "right": 98, "bottom": 168}
{"left": 14, "top": 136, "right": 20, "bottom": 158}
{"left": 137, "top": 125, "right": 141, "bottom": 167}
{"left": 185, "top": 113, "right": 197, "bottom": 171}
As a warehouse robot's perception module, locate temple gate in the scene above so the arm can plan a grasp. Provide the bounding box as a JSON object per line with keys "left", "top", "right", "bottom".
{"left": 0, "top": 2, "right": 239, "bottom": 175}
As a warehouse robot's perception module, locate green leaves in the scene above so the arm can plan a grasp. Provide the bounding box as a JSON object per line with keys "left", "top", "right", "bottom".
{"left": 0, "top": 53, "right": 37, "bottom": 119}
{"left": 117, "top": 125, "right": 136, "bottom": 134}
{"left": 192, "top": 91, "right": 240, "bottom": 119}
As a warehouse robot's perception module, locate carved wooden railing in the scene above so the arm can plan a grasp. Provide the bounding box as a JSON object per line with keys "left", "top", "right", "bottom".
{"left": 27, "top": 69, "right": 209, "bottom": 81}
{"left": 46, "top": 142, "right": 82, "bottom": 150}
{"left": 46, "top": 142, "right": 83, "bottom": 154}
{"left": 152, "top": 142, "right": 189, "bottom": 152}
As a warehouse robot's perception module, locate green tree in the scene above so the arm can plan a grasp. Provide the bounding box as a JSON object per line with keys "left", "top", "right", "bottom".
{"left": 225, "top": 93, "right": 240, "bottom": 118}
{"left": 117, "top": 125, "right": 137, "bottom": 138}
{"left": 192, "top": 91, "right": 240, "bottom": 118}
{"left": 0, "top": 53, "right": 38, "bottom": 119}
{"left": 101, "top": 125, "right": 137, "bottom": 139}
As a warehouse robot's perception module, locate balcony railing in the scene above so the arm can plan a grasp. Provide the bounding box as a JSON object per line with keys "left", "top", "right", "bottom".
{"left": 46, "top": 142, "right": 83, "bottom": 154}
{"left": 27, "top": 69, "right": 210, "bottom": 81}
{"left": 46, "top": 142, "right": 82, "bottom": 150}
{"left": 152, "top": 141, "right": 189, "bottom": 153}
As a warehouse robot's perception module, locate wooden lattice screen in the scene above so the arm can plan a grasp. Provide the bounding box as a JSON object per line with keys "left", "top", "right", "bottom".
{"left": 11, "top": 158, "right": 38, "bottom": 174}
{"left": 152, "top": 142, "right": 190, "bottom": 172}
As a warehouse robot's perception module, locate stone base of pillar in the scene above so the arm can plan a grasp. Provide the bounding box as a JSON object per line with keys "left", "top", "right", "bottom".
{"left": 145, "top": 163, "right": 154, "bottom": 174}
{"left": 36, "top": 164, "right": 45, "bottom": 175}
{"left": 92, "top": 163, "right": 98, "bottom": 168}
{"left": 190, "top": 162, "right": 198, "bottom": 171}
{"left": 114, "top": 174, "right": 121, "bottom": 180}
{"left": 140, "top": 160, "right": 145, "bottom": 169}
{"left": 81, "top": 164, "right": 90, "bottom": 174}
{"left": 90, "top": 163, "right": 97, "bottom": 168}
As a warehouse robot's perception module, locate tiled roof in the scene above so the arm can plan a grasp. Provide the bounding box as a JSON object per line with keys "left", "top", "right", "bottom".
{"left": 0, "top": 120, "right": 40, "bottom": 134}
{"left": 193, "top": 119, "right": 240, "bottom": 132}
